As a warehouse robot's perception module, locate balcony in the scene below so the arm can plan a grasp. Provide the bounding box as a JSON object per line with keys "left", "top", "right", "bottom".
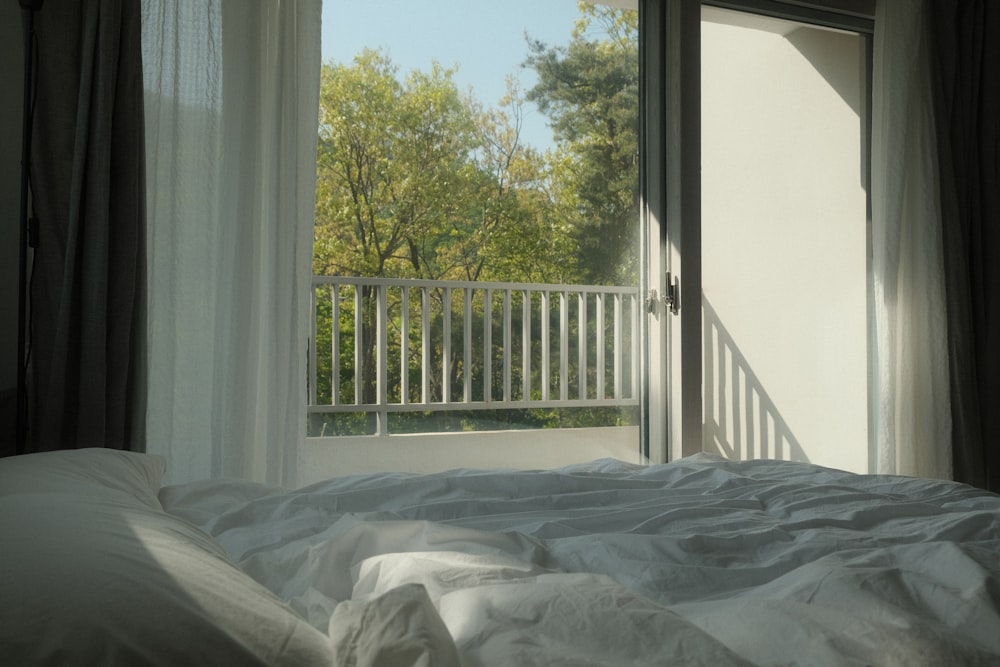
{"left": 304, "top": 276, "right": 642, "bottom": 480}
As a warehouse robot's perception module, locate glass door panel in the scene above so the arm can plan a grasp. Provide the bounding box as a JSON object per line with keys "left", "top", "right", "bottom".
{"left": 700, "top": 7, "right": 870, "bottom": 472}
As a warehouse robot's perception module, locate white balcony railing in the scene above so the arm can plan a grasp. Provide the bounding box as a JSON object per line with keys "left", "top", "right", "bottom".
{"left": 309, "top": 276, "right": 640, "bottom": 435}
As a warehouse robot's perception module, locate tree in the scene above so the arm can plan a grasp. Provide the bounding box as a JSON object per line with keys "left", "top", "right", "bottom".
{"left": 314, "top": 50, "right": 575, "bottom": 285}
{"left": 312, "top": 51, "right": 577, "bottom": 429}
{"left": 314, "top": 50, "right": 481, "bottom": 281}
{"left": 463, "top": 77, "right": 579, "bottom": 285}
{"left": 524, "top": 2, "right": 639, "bottom": 286}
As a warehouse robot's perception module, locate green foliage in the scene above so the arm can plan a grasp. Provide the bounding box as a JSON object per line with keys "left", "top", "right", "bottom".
{"left": 315, "top": 50, "right": 575, "bottom": 284}
{"left": 525, "top": 2, "right": 640, "bottom": 285}
{"left": 315, "top": 50, "right": 478, "bottom": 279}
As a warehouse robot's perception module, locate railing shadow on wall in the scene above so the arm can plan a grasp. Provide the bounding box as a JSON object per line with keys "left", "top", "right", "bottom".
{"left": 702, "top": 297, "right": 809, "bottom": 463}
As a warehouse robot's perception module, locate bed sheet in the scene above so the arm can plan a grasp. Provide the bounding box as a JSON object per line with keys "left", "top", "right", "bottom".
{"left": 159, "top": 454, "right": 1000, "bottom": 666}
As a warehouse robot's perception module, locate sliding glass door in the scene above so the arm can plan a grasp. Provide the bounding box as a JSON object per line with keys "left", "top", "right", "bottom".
{"left": 644, "top": 0, "right": 874, "bottom": 470}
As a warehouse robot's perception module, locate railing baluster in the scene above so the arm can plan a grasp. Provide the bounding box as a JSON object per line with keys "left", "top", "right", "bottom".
{"left": 400, "top": 286, "right": 409, "bottom": 405}
{"left": 541, "top": 290, "right": 550, "bottom": 401}
{"left": 578, "top": 291, "right": 586, "bottom": 401}
{"left": 376, "top": 284, "right": 388, "bottom": 433}
{"left": 354, "top": 285, "right": 363, "bottom": 405}
{"left": 503, "top": 289, "right": 512, "bottom": 402}
{"left": 464, "top": 288, "right": 472, "bottom": 403}
{"left": 484, "top": 288, "right": 493, "bottom": 403}
{"left": 331, "top": 285, "right": 340, "bottom": 405}
{"left": 596, "top": 293, "right": 605, "bottom": 400}
{"left": 421, "top": 287, "right": 431, "bottom": 405}
{"left": 442, "top": 287, "right": 452, "bottom": 406}
{"left": 522, "top": 289, "right": 531, "bottom": 402}
{"left": 614, "top": 293, "right": 623, "bottom": 399}
{"left": 559, "top": 291, "right": 568, "bottom": 401}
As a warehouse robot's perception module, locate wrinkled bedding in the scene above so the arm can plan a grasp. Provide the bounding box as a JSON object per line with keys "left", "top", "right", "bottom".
{"left": 160, "top": 454, "right": 1000, "bottom": 666}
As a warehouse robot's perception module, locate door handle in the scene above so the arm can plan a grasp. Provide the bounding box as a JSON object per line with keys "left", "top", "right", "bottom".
{"left": 647, "top": 274, "right": 680, "bottom": 316}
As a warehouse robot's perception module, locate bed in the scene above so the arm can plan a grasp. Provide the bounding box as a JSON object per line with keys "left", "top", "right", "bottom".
{"left": 2, "top": 448, "right": 999, "bottom": 665}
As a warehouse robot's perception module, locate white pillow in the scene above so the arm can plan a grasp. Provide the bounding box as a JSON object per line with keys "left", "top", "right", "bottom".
{"left": 0, "top": 448, "right": 165, "bottom": 510}
{"left": 0, "top": 450, "right": 334, "bottom": 666}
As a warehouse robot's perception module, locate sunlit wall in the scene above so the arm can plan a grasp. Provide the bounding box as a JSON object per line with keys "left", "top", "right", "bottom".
{"left": 701, "top": 8, "right": 870, "bottom": 473}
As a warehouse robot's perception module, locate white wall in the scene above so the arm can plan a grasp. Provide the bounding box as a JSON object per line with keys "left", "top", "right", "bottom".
{"left": 298, "top": 427, "right": 640, "bottom": 486}
{"left": 701, "top": 11, "right": 870, "bottom": 473}
{"left": 1, "top": 3, "right": 25, "bottom": 454}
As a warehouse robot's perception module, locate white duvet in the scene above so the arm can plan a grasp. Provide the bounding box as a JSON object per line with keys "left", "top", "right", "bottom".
{"left": 159, "top": 454, "right": 1000, "bottom": 666}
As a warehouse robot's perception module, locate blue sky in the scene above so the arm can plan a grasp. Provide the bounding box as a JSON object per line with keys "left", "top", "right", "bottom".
{"left": 321, "top": 0, "right": 584, "bottom": 150}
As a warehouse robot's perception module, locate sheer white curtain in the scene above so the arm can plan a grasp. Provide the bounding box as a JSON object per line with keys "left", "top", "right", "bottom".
{"left": 871, "top": 0, "right": 952, "bottom": 479}
{"left": 141, "top": 0, "right": 322, "bottom": 486}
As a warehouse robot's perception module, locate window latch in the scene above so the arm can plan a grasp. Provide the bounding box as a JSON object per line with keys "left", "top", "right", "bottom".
{"left": 664, "top": 272, "right": 679, "bottom": 315}
{"left": 645, "top": 289, "right": 660, "bottom": 314}
{"left": 646, "top": 273, "right": 680, "bottom": 316}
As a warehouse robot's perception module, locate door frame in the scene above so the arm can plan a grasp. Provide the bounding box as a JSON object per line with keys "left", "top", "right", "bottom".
{"left": 639, "top": 0, "right": 874, "bottom": 464}
{"left": 640, "top": 0, "right": 702, "bottom": 463}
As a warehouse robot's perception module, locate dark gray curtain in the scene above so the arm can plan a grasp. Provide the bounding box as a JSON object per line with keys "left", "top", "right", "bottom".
{"left": 931, "top": 2, "right": 1000, "bottom": 491}
{"left": 27, "top": 0, "right": 146, "bottom": 452}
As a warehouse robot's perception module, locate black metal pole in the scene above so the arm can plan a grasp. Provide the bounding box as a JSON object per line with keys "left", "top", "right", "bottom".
{"left": 16, "top": 2, "right": 41, "bottom": 455}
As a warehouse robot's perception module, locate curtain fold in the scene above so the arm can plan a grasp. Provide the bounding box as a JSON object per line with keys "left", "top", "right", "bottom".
{"left": 930, "top": 1, "right": 1000, "bottom": 492}
{"left": 28, "top": 0, "right": 147, "bottom": 453}
{"left": 142, "top": 0, "right": 322, "bottom": 486}
{"left": 870, "top": 0, "right": 952, "bottom": 479}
